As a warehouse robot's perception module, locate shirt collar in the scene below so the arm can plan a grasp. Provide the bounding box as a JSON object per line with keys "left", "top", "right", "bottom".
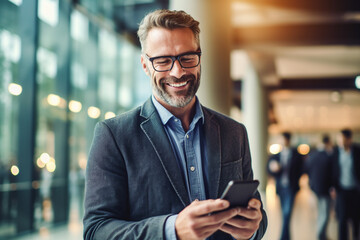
{"left": 151, "top": 95, "right": 205, "bottom": 126}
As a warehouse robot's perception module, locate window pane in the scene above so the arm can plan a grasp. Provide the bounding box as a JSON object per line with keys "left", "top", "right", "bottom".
{"left": 0, "top": 0, "right": 21, "bottom": 237}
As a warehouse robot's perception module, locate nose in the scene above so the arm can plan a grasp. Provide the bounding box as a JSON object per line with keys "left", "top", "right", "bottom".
{"left": 169, "top": 59, "right": 185, "bottom": 78}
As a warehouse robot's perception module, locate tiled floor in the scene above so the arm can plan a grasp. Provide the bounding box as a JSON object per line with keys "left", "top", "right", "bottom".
{"left": 12, "top": 176, "right": 339, "bottom": 240}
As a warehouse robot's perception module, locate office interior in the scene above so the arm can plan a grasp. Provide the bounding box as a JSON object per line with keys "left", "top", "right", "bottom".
{"left": 0, "top": 0, "right": 359, "bottom": 239}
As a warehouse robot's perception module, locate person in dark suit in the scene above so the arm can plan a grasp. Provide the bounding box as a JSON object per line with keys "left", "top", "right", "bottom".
{"left": 267, "top": 132, "right": 303, "bottom": 240}
{"left": 332, "top": 129, "right": 360, "bottom": 240}
{"left": 83, "top": 9, "right": 267, "bottom": 240}
{"left": 306, "top": 135, "right": 334, "bottom": 240}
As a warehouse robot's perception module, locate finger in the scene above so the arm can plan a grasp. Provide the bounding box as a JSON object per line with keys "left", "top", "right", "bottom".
{"left": 194, "top": 212, "right": 242, "bottom": 239}
{"left": 190, "top": 199, "right": 230, "bottom": 216}
{"left": 226, "top": 210, "right": 261, "bottom": 231}
{"left": 193, "top": 208, "right": 239, "bottom": 229}
{"left": 236, "top": 206, "right": 261, "bottom": 220}
{"left": 220, "top": 223, "right": 255, "bottom": 240}
{"left": 203, "top": 207, "right": 239, "bottom": 224}
{"left": 248, "top": 198, "right": 261, "bottom": 209}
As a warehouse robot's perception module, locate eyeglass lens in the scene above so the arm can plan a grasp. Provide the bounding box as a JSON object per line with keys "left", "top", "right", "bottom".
{"left": 152, "top": 54, "right": 200, "bottom": 71}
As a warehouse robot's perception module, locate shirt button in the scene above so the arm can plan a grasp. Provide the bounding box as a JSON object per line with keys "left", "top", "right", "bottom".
{"left": 190, "top": 166, "right": 195, "bottom": 172}
{"left": 174, "top": 119, "right": 178, "bottom": 122}
{"left": 186, "top": 134, "right": 189, "bottom": 139}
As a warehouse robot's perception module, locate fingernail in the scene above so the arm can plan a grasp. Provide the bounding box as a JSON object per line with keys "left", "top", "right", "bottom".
{"left": 222, "top": 201, "right": 229, "bottom": 207}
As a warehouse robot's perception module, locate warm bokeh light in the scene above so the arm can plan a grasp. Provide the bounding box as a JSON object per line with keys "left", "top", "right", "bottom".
{"left": 297, "top": 144, "right": 310, "bottom": 155}
{"left": 47, "top": 94, "right": 61, "bottom": 106}
{"left": 46, "top": 94, "right": 66, "bottom": 108}
{"left": 46, "top": 158, "right": 56, "bottom": 173}
{"left": 79, "top": 158, "right": 87, "bottom": 170}
{"left": 105, "top": 111, "right": 116, "bottom": 119}
{"left": 265, "top": 178, "right": 277, "bottom": 209}
{"left": 88, "top": 106, "right": 101, "bottom": 119}
{"left": 37, "top": 158, "right": 46, "bottom": 168}
{"left": 8, "top": 83, "right": 23, "bottom": 96}
{"left": 69, "top": 100, "right": 82, "bottom": 113}
{"left": 11, "top": 165, "right": 20, "bottom": 176}
{"left": 37, "top": 154, "right": 57, "bottom": 172}
{"left": 269, "top": 144, "right": 282, "bottom": 154}
{"left": 40, "top": 152, "right": 50, "bottom": 164}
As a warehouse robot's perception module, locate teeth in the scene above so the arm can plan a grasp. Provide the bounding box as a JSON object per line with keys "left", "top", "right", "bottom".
{"left": 168, "top": 81, "right": 187, "bottom": 87}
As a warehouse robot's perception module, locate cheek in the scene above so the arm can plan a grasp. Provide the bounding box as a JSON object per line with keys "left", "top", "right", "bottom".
{"left": 152, "top": 72, "right": 167, "bottom": 86}
{"left": 151, "top": 72, "right": 162, "bottom": 88}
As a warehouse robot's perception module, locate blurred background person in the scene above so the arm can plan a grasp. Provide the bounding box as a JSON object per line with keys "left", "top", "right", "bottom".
{"left": 267, "top": 132, "right": 304, "bottom": 240}
{"left": 333, "top": 129, "right": 360, "bottom": 240}
{"left": 306, "top": 134, "right": 334, "bottom": 240}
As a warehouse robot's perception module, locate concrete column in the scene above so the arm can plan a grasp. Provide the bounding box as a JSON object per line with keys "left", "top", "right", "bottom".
{"left": 242, "top": 53, "right": 268, "bottom": 190}
{"left": 170, "top": 0, "right": 232, "bottom": 115}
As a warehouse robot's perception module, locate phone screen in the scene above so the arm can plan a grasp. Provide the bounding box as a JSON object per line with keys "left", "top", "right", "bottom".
{"left": 220, "top": 180, "right": 259, "bottom": 207}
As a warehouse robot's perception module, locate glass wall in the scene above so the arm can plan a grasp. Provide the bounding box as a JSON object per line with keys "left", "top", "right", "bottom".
{"left": 0, "top": 0, "right": 151, "bottom": 238}
{"left": 0, "top": 0, "right": 21, "bottom": 236}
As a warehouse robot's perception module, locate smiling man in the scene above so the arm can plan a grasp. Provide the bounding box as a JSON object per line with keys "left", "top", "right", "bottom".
{"left": 83, "top": 9, "right": 267, "bottom": 240}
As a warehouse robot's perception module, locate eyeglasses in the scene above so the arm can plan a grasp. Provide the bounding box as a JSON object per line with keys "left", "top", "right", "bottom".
{"left": 145, "top": 51, "right": 202, "bottom": 72}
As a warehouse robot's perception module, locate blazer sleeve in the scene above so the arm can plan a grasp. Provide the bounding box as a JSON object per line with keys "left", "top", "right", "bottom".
{"left": 83, "top": 122, "right": 170, "bottom": 240}
{"left": 241, "top": 125, "right": 268, "bottom": 240}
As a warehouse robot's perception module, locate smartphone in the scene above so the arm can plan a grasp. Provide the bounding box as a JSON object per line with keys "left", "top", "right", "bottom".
{"left": 220, "top": 180, "right": 259, "bottom": 207}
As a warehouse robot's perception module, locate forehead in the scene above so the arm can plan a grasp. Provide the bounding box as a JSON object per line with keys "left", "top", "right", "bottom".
{"left": 145, "top": 27, "right": 198, "bottom": 56}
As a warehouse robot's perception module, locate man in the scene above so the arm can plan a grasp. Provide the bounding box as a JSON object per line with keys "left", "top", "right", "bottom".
{"left": 332, "top": 129, "right": 360, "bottom": 240}
{"left": 267, "top": 132, "right": 303, "bottom": 240}
{"left": 83, "top": 9, "right": 267, "bottom": 240}
{"left": 306, "top": 135, "right": 334, "bottom": 240}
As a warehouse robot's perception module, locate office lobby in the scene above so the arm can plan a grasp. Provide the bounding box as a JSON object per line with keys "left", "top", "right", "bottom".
{"left": 1, "top": 0, "right": 359, "bottom": 239}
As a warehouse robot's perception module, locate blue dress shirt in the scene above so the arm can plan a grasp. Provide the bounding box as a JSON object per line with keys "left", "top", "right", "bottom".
{"left": 152, "top": 96, "right": 208, "bottom": 239}
{"left": 152, "top": 96, "right": 256, "bottom": 240}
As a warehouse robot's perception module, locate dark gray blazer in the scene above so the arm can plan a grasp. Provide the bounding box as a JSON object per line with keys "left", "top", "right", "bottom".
{"left": 83, "top": 98, "right": 267, "bottom": 240}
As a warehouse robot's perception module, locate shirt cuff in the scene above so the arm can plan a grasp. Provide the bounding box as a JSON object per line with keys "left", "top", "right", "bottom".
{"left": 164, "top": 214, "right": 178, "bottom": 240}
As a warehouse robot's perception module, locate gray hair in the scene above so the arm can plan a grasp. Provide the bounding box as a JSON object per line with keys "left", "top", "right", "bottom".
{"left": 137, "top": 9, "right": 200, "bottom": 52}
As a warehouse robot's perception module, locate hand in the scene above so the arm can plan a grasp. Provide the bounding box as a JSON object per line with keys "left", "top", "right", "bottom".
{"left": 175, "top": 199, "right": 240, "bottom": 240}
{"left": 330, "top": 187, "right": 336, "bottom": 200}
{"left": 220, "top": 198, "right": 262, "bottom": 240}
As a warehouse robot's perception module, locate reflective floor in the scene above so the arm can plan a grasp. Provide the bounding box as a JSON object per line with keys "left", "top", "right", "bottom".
{"left": 264, "top": 176, "right": 338, "bottom": 240}
{"left": 12, "top": 176, "right": 339, "bottom": 240}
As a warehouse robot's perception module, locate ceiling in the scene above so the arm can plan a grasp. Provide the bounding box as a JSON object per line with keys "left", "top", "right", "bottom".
{"left": 90, "top": 0, "right": 360, "bottom": 134}
{"left": 231, "top": 0, "right": 360, "bottom": 134}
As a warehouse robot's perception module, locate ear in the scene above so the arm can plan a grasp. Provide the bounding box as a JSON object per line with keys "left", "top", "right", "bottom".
{"left": 141, "top": 55, "right": 150, "bottom": 76}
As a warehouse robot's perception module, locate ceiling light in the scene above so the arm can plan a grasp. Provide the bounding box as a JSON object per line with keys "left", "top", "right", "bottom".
{"left": 355, "top": 75, "right": 360, "bottom": 89}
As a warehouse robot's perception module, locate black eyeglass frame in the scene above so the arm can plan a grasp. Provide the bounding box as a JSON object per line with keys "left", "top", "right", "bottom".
{"left": 145, "top": 51, "right": 202, "bottom": 72}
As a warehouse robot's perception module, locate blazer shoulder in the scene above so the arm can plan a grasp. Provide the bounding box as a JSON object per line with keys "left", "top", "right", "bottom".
{"left": 202, "top": 106, "right": 246, "bottom": 130}
{"left": 95, "top": 104, "right": 146, "bottom": 136}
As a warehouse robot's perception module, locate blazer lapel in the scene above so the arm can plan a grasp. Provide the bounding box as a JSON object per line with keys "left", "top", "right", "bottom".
{"left": 203, "top": 107, "right": 222, "bottom": 199}
{"left": 140, "top": 99, "right": 190, "bottom": 207}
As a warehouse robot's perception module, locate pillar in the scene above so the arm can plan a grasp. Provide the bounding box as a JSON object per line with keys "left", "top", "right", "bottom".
{"left": 170, "top": 0, "right": 232, "bottom": 115}
{"left": 242, "top": 53, "right": 268, "bottom": 191}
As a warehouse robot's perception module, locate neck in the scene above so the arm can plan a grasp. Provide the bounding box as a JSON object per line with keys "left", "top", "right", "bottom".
{"left": 156, "top": 96, "right": 196, "bottom": 132}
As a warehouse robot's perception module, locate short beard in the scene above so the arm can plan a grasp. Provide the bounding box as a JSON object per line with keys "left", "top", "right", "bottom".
{"left": 152, "top": 72, "right": 201, "bottom": 108}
